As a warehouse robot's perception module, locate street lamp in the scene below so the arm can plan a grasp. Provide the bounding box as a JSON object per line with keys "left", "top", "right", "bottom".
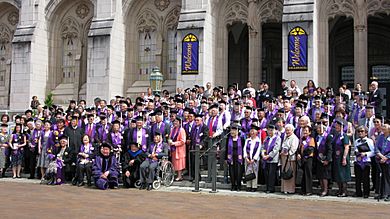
{"left": 149, "top": 66, "right": 164, "bottom": 95}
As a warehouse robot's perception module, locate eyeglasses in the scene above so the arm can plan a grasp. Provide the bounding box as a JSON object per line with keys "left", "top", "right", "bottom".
{"left": 374, "top": 121, "right": 380, "bottom": 124}
{"left": 357, "top": 130, "right": 365, "bottom": 133}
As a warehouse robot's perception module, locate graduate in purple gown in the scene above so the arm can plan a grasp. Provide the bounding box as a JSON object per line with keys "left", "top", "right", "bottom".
{"left": 226, "top": 124, "right": 244, "bottom": 191}
{"left": 92, "top": 142, "right": 119, "bottom": 190}
{"left": 375, "top": 124, "right": 390, "bottom": 201}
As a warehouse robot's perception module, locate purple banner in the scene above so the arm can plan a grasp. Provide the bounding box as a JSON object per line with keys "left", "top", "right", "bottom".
{"left": 288, "top": 27, "right": 308, "bottom": 71}
{"left": 182, "top": 33, "right": 199, "bottom": 75}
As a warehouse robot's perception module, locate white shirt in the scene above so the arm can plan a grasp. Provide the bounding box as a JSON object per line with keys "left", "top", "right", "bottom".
{"left": 219, "top": 110, "right": 231, "bottom": 130}
{"left": 136, "top": 128, "right": 143, "bottom": 145}
{"left": 243, "top": 137, "right": 261, "bottom": 161}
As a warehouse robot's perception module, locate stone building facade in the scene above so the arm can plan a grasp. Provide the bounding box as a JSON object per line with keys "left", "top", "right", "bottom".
{"left": 0, "top": 0, "right": 389, "bottom": 116}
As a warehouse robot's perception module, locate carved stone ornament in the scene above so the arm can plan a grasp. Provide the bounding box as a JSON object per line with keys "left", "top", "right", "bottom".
{"left": 155, "top": 0, "right": 170, "bottom": 11}
{"left": 225, "top": 2, "right": 248, "bottom": 26}
{"left": 258, "top": 0, "right": 283, "bottom": 24}
{"left": 76, "top": 3, "right": 90, "bottom": 19}
{"left": 368, "top": 0, "right": 390, "bottom": 16}
{"left": 0, "top": 25, "right": 11, "bottom": 44}
{"left": 327, "top": 0, "right": 355, "bottom": 19}
{"left": 61, "top": 18, "right": 79, "bottom": 39}
{"left": 137, "top": 10, "right": 159, "bottom": 33}
{"left": 8, "top": 11, "right": 19, "bottom": 26}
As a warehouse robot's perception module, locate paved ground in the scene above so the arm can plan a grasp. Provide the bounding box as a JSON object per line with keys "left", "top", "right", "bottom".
{"left": 0, "top": 179, "right": 389, "bottom": 219}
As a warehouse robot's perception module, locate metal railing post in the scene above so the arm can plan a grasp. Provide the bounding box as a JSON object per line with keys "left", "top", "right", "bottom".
{"left": 192, "top": 144, "right": 200, "bottom": 192}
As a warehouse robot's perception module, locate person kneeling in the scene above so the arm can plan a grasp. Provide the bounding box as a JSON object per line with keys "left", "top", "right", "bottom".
{"left": 140, "top": 131, "right": 169, "bottom": 191}
{"left": 122, "top": 142, "right": 146, "bottom": 188}
{"left": 92, "top": 142, "right": 119, "bottom": 190}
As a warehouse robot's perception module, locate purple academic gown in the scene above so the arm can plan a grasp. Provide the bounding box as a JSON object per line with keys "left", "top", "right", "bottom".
{"left": 92, "top": 155, "right": 119, "bottom": 190}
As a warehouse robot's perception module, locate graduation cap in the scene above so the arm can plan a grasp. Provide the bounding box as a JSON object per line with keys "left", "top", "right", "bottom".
{"left": 282, "top": 79, "right": 289, "bottom": 82}
{"left": 218, "top": 100, "right": 227, "bottom": 105}
{"left": 231, "top": 123, "right": 241, "bottom": 130}
{"left": 1, "top": 123, "right": 8, "bottom": 128}
{"left": 127, "top": 108, "right": 134, "bottom": 112}
{"left": 44, "top": 120, "right": 52, "bottom": 125}
{"left": 112, "top": 120, "right": 121, "bottom": 125}
{"left": 154, "top": 109, "right": 163, "bottom": 116}
{"left": 244, "top": 106, "right": 253, "bottom": 111}
{"left": 115, "top": 95, "right": 122, "bottom": 99}
{"left": 251, "top": 118, "right": 259, "bottom": 123}
{"left": 25, "top": 109, "right": 33, "bottom": 114}
{"left": 131, "top": 119, "right": 137, "bottom": 123}
{"left": 250, "top": 124, "right": 260, "bottom": 131}
{"left": 257, "top": 107, "right": 265, "bottom": 112}
{"left": 135, "top": 116, "right": 144, "bottom": 122}
{"left": 314, "top": 96, "right": 322, "bottom": 102}
{"left": 234, "top": 101, "right": 241, "bottom": 106}
{"left": 149, "top": 112, "right": 156, "bottom": 117}
{"left": 87, "top": 114, "right": 94, "bottom": 119}
{"left": 176, "top": 99, "right": 185, "bottom": 104}
{"left": 71, "top": 115, "right": 79, "bottom": 121}
{"left": 278, "top": 108, "right": 285, "bottom": 114}
{"left": 208, "top": 104, "right": 219, "bottom": 110}
{"left": 170, "top": 109, "right": 178, "bottom": 114}
{"left": 107, "top": 105, "right": 114, "bottom": 110}
{"left": 128, "top": 142, "right": 140, "bottom": 148}
{"left": 213, "top": 87, "right": 220, "bottom": 92}
{"left": 154, "top": 130, "right": 162, "bottom": 136}
{"left": 101, "top": 142, "right": 112, "bottom": 149}
{"left": 136, "top": 102, "right": 144, "bottom": 107}
{"left": 59, "top": 135, "right": 68, "bottom": 141}
{"left": 267, "top": 124, "right": 276, "bottom": 129}
{"left": 365, "top": 105, "right": 374, "bottom": 110}
{"left": 174, "top": 117, "right": 182, "bottom": 123}
{"left": 334, "top": 118, "right": 344, "bottom": 126}
{"left": 195, "top": 114, "right": 203, "bottom": 119}
{"left": 155, "top": 93, "right": 161, "bottom": 98}
{"left": 188, "top": 111, "right": 196, "bottom": 116}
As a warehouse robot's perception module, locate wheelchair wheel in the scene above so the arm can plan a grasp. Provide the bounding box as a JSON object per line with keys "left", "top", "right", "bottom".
{"left": 162, "top": 161, "right": 175, "bottom": 187}
{"left": 134, "top": 180, "right": 141, "bottom": 189}
{"left": 152, "top": 180, "right": 161, "bottom": 190}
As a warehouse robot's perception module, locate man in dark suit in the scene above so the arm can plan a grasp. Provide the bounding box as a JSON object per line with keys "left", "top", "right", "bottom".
{"left": 368, "top": 81, "right": 383, "bottom": 116}
{"left": 189, "top": 114, "right": 209, "bottom": 181}
{"left": 64, "top": 116, "right": 84, "bottom": 183}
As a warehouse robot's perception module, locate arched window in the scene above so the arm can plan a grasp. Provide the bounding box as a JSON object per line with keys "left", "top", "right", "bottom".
{"left": 61, "top": 18, "right": 79, "bottom": 84}
{"left": 0, "top": 25, "right": 11, "bottom": 87}
{"left": 138, "top": 31, "right": 157, "bottom": 77}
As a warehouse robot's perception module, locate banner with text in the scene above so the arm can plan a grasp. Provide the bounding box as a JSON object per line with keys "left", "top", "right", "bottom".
{"left": 288, "top": 27, "right": 308, "bottom": 71}
{"left": 182, "top": 33, "right": 199, "bottom": 75}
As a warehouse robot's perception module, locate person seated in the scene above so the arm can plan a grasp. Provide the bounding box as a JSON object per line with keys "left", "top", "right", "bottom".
{"left": 122, "top": 142, "right": 146, "bottom": 188}
{"left": 45, "top": 135, "right": 73, "bottom": 185}
{"left": 139, "top": 131, "right": 169, "bottom": 190}
{"left": 92, "top": 142, "right": 119, "bottom": 190}
{"left": 76, "top": 134, "right": 95, "bottom": 187}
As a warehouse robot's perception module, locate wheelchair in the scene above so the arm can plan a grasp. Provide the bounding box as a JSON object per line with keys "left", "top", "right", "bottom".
{"left": 152, "top": 156, "right": 175, "bottom": 190}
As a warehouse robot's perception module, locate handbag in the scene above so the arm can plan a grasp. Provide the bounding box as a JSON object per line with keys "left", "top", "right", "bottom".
{"left": 295, "top": 159, "right": 304, "bottom": 185}
{"left": 281, "top": 152, "right": 293, "bottom": 180}
{"left": 244, "top": 163, "right": 256, "bottom": 182}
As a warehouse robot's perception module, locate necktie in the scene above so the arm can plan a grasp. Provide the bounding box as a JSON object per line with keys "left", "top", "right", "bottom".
{"left": 209, "top": 117, "right": 214, "bottom": 137}
{"left": 88, "top": 124, "right": 92, "bottom": 136}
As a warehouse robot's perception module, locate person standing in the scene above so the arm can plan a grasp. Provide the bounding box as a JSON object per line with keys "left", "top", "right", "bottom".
{"left": 332, "top": 119, "right": 351, "bottom": 197}
{"left": 64, "top": 116, "right": 84, "bottom": 183}
{"left": 169, "top": 117, "right": 186, "bottom": 181}
{"left": 280, "top": 124, "right": 299, "bottom": 194}
{"left": 353, "top": 126, "right": 375, "bottom": 198}
{"left": 297, "top": 126, "right": 315, "bottom": 196}
{"left": 226, "top": 124, "right": 244, "bottom": 191}
{"left": 375, "top": 124, "right": 390, "bottom": 201}
{"left": 243, "top": 124, "right": 262, "bottom": 192}
{"left": 37, "top": 121, "right": 55, "bottom": 181}
{"left": 315, "top": 123, "right": 333, "bottom": 197}
{"left": 0, "top": 124, "right": 9, "bottom": 177}
{"left": 261, "top": 124, "right": 281, "bottom": 193}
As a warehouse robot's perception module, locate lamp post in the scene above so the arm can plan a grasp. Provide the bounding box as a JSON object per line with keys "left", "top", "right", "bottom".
{"left": 149, "top": 66, "right": 164, "bottom": 96}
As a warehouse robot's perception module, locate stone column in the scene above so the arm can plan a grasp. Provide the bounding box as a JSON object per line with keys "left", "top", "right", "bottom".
{"left": 353, "top": 1, "right": 368, "bottom": 90}
{"left": 248, "top": 28, "right": 262, "bottom": 84}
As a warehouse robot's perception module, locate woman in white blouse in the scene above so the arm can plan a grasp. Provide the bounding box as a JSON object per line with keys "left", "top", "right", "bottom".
{"left": 243, "top": 124, "right": 262, "bottom": 192}
{"left": 280, "top": 124, "right": 299, "bottom": 194}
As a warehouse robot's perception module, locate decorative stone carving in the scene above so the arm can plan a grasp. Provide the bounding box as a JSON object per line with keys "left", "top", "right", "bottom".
{"left": 326, "top": 0, "right": 355, "bottom": 19}
{"left": 0, "top": 25, "right": 11, "bottom": 44}
{"left": 8, "top": 11, "right": 19, "bottom": 26}
{"left": 76, "top": 3, "right": 90, "bottom": 19}
{"left": 368, "top": 0, "right": 390, "bottom": 16}
{"left": 137, "top": 9, "right": 159, "bottom": 32}
{"left": 154, "top": 0, "right": 170, "bottom": 11}
{"left": 247, "top": 0, "right": 258, "bottom": 32}
{"left": 61, "top": 18, "right": 79, "bottom": 39}
{"left": 225, "top": 1, "right": 248, "bottom": 26}
{"left": 258, "top": 0, "right": 283, "bottom": 24}
{"left": 165, "top": 6, "right": 180, "bottom": 30}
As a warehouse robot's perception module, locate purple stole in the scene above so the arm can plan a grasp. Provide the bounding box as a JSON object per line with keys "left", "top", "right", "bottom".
{"left": 221, "top": 112, "right": 227, "bottom": 124}
{"left": 376, "top": 135, "right": 390, "bottom": 164}
{"left": 285, "top": 112, "right": 294, "bottom": 124}
{"left": 266, "top": 109, "right": 277, "bottom": 121}
{"left": 98, "top": 125, "right": 108, "bottom": 142}
{"left": 178, "top": 109, "right": 183, "bottom": 118}
{"left": 41, "top": 131, "right": 55, "bottom": 151}
{"left": 334, "top": 134, "right": 344, "bottom": 159}
{"left": 317, "top": 132, "right": 329, "bottom": 160}
{"left": 227, "top": 136, "right": 243, "bottom": 165}
{"left": 259, "top": 118, "right": 267, "bottom": 130}
{"left": 80, "top": 143, "right": 94, "bottom": 161}
{"left": 241, "top": 118, "right": 252, "bottom": 135}
{"left": 30, "top": 129, "right": 41, "bottom": 149}
{"left": 149, "top": 143, "right": 163, "bottom": 163}
{"left": 264, "top": 136, "right": 278, "bottom": 157}
{"left": 246, "top": 139, "right": 260, "bottom": 160}
{"left": 170, "top": 127, "right": 180, "bottom": 152}
{"left": 86, "top": 124, "right": 96, "bottom": 139}
{"left": 108, "top": 114, "right": 115, "bottom": 123}
{"left": 301, "top": 137, "right": 312, "bottom": 155}
{"left": 110, "top": 132, "right": 122, "bottom": 149}
{"left": 132, "top": 129, "right": 147, "bottom": 151}
{"left": 11, "top": 134, "right": 21, "bottom": 155}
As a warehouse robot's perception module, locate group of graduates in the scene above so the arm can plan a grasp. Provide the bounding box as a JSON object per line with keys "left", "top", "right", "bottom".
{"left": 0, "top": 79, "right": 389, "bottom": 201}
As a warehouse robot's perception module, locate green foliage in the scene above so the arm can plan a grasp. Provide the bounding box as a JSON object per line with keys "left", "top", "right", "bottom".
{"left": 44, "top": 92, "right": 54, "bottom": 107}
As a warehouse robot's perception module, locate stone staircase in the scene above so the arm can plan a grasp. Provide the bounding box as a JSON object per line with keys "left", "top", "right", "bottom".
{"left": 52, "top": 83, "right": 75, "bottom": 105}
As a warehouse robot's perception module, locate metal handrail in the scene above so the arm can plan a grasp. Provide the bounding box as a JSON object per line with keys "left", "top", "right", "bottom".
{"left": 199, "top": 130, "right": 231, "bottom": 158}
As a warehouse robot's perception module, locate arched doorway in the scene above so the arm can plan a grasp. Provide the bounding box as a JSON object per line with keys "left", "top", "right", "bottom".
{"left": 329, "top": 16, "right": 354, "bottom": 89}
{"left": 47, "top": 0, "right": 94, "bottom": 103}
{"left": 0, "top": 2, "right": 18, "bottom": 109}
{"left": 262, "top": 23, "right": 282, "bottom": 94}
{"left": 368, "top": 14, "right": 390, "bottom": 118}
{"left": 228, "top": 23, "right": 249, "bottom": 89}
